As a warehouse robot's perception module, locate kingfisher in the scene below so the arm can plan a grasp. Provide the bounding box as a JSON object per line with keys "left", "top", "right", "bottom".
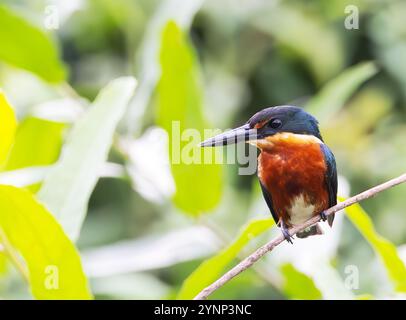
{"left": 200, "top": 106, "right": 337, "bottom": 243}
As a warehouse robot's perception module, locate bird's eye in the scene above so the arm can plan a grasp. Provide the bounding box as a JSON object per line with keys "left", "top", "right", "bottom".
{"left": 268, "top": 118, "right": 282, "bottom": 129}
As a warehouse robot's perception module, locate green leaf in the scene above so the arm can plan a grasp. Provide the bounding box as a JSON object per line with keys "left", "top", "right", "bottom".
{"left": 5, "top": 117, "right": 65, "bottom": 171}
{"left": 252, "top": 4, "right": 345, "bottom": 83}
{"left": 126, "top": 0, "right": 203, "bottom": 134}
{"left": 0, "top": 185, "right": 92, "bottom": 299}
{"left": 157, "top": 21, "right": 223, "bottom": 215}
{"left": 342, "top": 199, "right": 406, "bottom": 292}
{"left": 0, "top": 252, "right": 7, "bottom": 275}
{"left": 0, "top": 5, "right": 66, "bottom": 83}
{"left": 0, "top": 90, "right": 17, "bottom": 167}
{"left": 38, "top": 77, "right": 137, "bottom": 241}
{"left": 4, "top": 117, "right": 65, "bottom": 192}
{"left": 177, "top": 217, "right": 275, "bottom": 299}
{"left": 306, "top": 62, "right": 378, "bottom": 122}
{"left": 0, "top": 6, "right": 66, "bottom": 83}
{"left": 280, "top": 263, "right": 322, "bottom": 300}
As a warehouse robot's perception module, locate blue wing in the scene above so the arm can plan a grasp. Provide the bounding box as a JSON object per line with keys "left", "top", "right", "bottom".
{"left": 259, "top": 180, "right": 280, "bottom": 225}
{"left": 320, "top": 143, "right": 338, "bottom": 226}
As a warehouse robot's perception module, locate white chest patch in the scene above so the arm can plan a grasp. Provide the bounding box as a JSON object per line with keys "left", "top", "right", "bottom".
{"left": 287, "top": 194, "right": 316, "bottom": 226}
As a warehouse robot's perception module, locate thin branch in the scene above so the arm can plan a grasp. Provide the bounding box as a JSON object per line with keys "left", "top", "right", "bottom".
{"left": 200, "top": 217, "right": 283, "bottom": 290}
{"left": 194, "top": 173, "right": 406, "bottom": 300}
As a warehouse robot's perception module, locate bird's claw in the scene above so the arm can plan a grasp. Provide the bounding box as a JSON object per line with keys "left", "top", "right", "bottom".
{"left": 281, "top": 226, "right": 294, "bottom": 244}
{"left": 320, "top": 211, "right": 328, "bottom": 222}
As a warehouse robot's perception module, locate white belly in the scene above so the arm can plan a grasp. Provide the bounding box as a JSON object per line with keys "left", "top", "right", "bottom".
{"left": 287, "top": 194, "right": 316, "bottom": 226}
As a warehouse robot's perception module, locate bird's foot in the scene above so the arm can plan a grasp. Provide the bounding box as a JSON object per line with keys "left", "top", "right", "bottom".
{"left": 320, "top": 211, "right": 328, "bottom": 222}
{"left": 280, "top": 222, "right": 293, "bottom": 244}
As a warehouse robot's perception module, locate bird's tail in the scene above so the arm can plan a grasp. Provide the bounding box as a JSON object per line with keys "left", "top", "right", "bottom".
{"left": 296, "top": 223, "right": 323, "bottom": 239}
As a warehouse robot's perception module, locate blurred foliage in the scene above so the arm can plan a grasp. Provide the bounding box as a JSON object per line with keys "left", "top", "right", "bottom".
{"left": 38, "top": 77, "right": 136, "bottom": 241}
{"left": 306, "top": 62, "right": 378, "bottom": 122}
{"left": 5, "top": 117, "right": 64, "bottom": 171}
{"left": 178, "top": 217, "right": 274, "bottom": 299}
{"left": 0, "top": 0, "right": 405, "bottom": 300}
{"left": 0, "top": 90, "right": 17, "bottom": 167}
{"left": 0, "top": 185, "right": 91, "bottom": 299}
{"left": 342, "top": 198, "right": 406, "bottom": 293}
{"left": 280, "top": 263, "right": 322, "bottom": 300}
{"left": 0, "top": 5, "right": 66, "bottom": 82}
{"left": 157, "top": 21, "right": 222, "bottom": 215}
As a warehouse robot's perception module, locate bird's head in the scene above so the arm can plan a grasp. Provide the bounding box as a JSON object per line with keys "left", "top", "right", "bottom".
{"left": 200, "top": 106, "right": 322, "bottom": 148}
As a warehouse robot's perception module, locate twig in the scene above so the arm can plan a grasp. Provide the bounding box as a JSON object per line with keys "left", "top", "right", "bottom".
{"left": 194, "top": 173, "right": 406, "bottom": 300}
{"left": 199, "top": 217, "right": 283, "bottom": 290}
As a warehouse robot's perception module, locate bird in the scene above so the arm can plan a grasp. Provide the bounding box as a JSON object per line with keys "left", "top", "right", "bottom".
{"left": 200, "top": 105, "right": 337, "bottom": 243}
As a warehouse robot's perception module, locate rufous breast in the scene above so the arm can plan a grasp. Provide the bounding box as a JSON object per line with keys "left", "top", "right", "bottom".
{"left": 255, "top": 133, "right": 329, "bottom": 227}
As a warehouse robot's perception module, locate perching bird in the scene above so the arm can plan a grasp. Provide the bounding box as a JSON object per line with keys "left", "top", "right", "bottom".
{"left": 200, "top": 106, "right": 337, "bottom": 243}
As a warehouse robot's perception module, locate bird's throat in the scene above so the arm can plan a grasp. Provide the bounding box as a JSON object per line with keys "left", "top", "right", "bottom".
{"left": 249, "top": 132, "right": 322, "bottom": 152}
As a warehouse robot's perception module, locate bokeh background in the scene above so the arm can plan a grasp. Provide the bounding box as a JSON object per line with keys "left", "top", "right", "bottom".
{"left": 0, "top": 0, "right": 406, "bottom": 299}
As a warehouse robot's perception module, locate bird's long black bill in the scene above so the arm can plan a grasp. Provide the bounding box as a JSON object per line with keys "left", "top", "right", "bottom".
{"left": 200, "top": 124, "right": 258, "bottom": 147}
